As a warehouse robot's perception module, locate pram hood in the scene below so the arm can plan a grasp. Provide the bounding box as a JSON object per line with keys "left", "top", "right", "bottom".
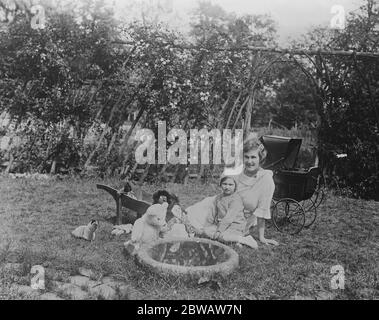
{"left": 259, "top": 135, "right": 302, "bottom": 170}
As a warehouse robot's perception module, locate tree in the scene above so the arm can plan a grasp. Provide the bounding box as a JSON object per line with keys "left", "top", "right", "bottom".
{"left": 295, "top": 0, "right": 379, "bottom": 199}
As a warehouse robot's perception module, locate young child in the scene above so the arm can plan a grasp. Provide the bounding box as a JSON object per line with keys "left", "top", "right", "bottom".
{"left": 203, "top": 176, "right": 258, "bottom": 249}
{"left": 162, "top": 193, "right": 197, "bottom": 238}
{"left": 152, "top": 190, "right": 172, "bottom": 205}
{"left": 121, "top": 182, "right": 137, "bottom": 199}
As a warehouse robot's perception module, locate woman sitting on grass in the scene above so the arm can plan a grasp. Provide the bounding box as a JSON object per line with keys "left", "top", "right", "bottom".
{"left": 233, "top": 137, "right": 279, "bottom": 246}
{"left": 187, "top": 135, "right": 278, "bottom": 248}
{"left": 202, "top": 175, "right": 259, "bottom": 249}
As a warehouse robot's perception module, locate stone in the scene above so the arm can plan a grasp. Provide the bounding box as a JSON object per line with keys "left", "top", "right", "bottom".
{"left": 78, "top": 267, "right": 96, "bottom": 279}
{"left": 117, "top": 284, "right": 143, "bottom": 300}
{"left": 40, "top": 292, "right": 64, "bottom": 300}
{"left": 100, "top": 276, "right": 114, "bottom": 284}
{"left": 242, "top": 294, "right": 257, "bottom": 300}
{"left": 58, "top": 283, "right": 89, "bottom": 300}
{"left": 69, "top": 275, "right": 97, "bottom": 288}
{"left": 99, "top": 276, "right": 142, "bottom": 299}
{"left": 14, "top": 285, "right": 41, "bottom": 298}
{"left": 292, "top": 294, "right": 315, "bottom": 300}
{"left": 100, "top": 276, "right": 123, "bottom": 287}
{"left": 50, "top": 280, "right": 66, "bottom": 290}
{"left": 88, "top": 284, "right": 117, "bottom": 300}
{"left": 316, "top": 291, "right": 335, "bottom": 300}
{"left": 88, "top": 280, "right": 103, "bottom": 288}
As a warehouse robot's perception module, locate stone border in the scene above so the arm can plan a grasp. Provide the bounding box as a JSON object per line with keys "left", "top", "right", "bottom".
{"left": 0, "top": 262, "right": 141, "bottom": 300}
{"left": 136, "top": 237, "right": 239, "bottom": 280}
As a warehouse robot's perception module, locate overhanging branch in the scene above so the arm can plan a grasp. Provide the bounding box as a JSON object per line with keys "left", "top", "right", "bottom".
{"left": 112, "top": 40, "right": 379, "bottom": 59}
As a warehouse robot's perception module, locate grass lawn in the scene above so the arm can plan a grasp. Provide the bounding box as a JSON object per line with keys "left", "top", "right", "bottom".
{"left": 0, "top": 176, "right": 378, "bottom": 300}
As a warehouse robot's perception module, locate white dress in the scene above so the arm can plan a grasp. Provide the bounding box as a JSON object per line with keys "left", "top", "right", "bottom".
{"left": 234, "top": 168, "right": 275, "bottom": 229}
{"left": 186, "top": 168, "right": 275, "bottom": 233}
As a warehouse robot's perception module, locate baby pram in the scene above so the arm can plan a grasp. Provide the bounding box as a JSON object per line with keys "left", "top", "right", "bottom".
{"left": 260, "top": 135, "right": 324, "bottom": 234}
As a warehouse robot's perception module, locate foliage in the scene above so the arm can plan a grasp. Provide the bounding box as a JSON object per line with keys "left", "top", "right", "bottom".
{"left": 0, "top": 0, "right": 378, "bottom": 200}
{"left": 303, "top": 0, "right": 379, "bottom": 200}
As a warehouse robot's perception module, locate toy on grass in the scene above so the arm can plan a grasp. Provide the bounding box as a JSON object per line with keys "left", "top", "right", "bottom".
{"left": 111, "top": 224, "right": 133, "bottom": 236}
{"left": 71, "top": 220, "right": 99, "bottom": 241}
{"left": 124, "top": 202, "right": 169, "bottom": 255}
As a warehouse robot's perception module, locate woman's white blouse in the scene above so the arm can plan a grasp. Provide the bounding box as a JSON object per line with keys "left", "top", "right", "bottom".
{"left": 235, "top": 168, "right": 275, "bottom": 220}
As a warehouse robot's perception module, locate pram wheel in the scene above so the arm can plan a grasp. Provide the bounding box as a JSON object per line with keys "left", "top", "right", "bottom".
{"left": 313, "top": 187, "right": 325, "bottom": 208}
{"left": 303, "top": 204, "right": 317, "bottom": 228}
{"left": 302, "top": 187, "right": 325, "bottom": 228}
{"left": 272, "top": 198, "right": 305, "bottom": 235}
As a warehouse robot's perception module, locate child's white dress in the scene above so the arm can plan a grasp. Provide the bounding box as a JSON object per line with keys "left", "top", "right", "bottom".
{"left": 203, "top": 193, "right": 246, "bottom": 239}
{"left": 186, "top": 168, "right": 275, "bottom": 235}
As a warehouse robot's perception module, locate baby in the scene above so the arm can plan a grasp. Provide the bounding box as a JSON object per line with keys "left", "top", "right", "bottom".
{"left": 164, "top": 204, "right": 196, "bottom": 238}
{"left": 203, "top": 176, "right": 258, "bottom": 249}
{"left": 152, "top": 190, "right": 172, "bottom": 205}
{"left": 159, "top": 193, "right": 198, "bottom": 238}
{"left": 121, "top": 182, "right": 137, "bottom": 199}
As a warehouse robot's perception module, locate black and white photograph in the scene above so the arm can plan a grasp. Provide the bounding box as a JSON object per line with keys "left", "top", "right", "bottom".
{"left": 0, "top": 0, "right": 378, "bottom": 304}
